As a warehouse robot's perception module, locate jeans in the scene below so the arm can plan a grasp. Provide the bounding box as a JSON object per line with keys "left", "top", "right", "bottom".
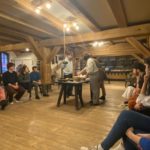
{"left": 101, "top": 110, "right": 150, "bottom": 150}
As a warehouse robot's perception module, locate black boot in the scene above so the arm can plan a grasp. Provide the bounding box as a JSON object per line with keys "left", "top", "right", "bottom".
{"left": 1, "top": 100, "right": 8, "bottom": 110}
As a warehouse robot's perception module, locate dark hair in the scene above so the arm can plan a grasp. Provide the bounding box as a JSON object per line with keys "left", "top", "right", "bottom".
{"left": 83, "top": 54, "right": 91, "bottom": 61}
{"left": 7, "top": 62, "right": 15, "bottom": 69}
{"left": 21, "top": 65, "right": 27, "bottom": 74}
{"left": 32, "top": 66, "right": 37, "bottom": 70}
{"left": 132, "top": 62, "right": 145, "bottom": 72}
{"left": 144, "top": 57, "right": 150, "bottom": 65}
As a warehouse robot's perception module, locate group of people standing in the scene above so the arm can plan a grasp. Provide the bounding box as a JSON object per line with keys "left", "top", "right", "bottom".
{"left": 62, "top": 52, "right": 106, "bottom": 105}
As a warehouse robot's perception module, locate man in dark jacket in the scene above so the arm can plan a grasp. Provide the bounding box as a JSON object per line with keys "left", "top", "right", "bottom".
{"left": 2, "top": 63, "right": 25, "bottom": 104}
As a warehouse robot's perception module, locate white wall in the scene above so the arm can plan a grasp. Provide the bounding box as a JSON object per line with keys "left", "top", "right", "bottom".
{"left": 9, "top": 52, "right": 37, "bottom": 71}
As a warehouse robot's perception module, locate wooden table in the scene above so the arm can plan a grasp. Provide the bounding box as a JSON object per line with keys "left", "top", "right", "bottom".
{"left": 56, "top": 80, "right": 88, "bottom": 110}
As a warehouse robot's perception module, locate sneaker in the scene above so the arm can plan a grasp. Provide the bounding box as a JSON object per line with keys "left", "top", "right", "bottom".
{"left": 111, "top": 143, "right": 124, "bottom": 150}
{"left": 80, "top": 145, "right": 103, "bottom": 150}
{"left": 15, "top": 100, "right": 21, "bottom": 103}
{"left": 10, "top": 102, "right": 14, "bottom": 105}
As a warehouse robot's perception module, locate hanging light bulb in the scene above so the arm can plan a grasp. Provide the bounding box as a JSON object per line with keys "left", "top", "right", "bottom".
{"left": 25, "top": 48, "right": 30, "bottom": 52}
{"left": 63, "top": 23, "right": 67, "bottom": 29}
{"left": 93, "top": 41, "right": 98, "bottom": 47}
{"left": 46, "top": 3, "right": 51, "bottom": 9}
{"left": 73, "top": 22, "right": 77, "bottom": 27}
{"left": 66, "top": 27, "right": 70, "bottom": 32}
{"left": 75, "top": 25, "right": 79, "bottom": 31}
{"left": 98, "top": 41, "right": 104, "bottom": 47}
{"left": 35, "top": 7, "right": 41, "bottom": 14}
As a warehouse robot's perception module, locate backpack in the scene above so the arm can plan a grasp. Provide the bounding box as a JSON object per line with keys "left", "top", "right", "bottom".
{"left": 0, "top": 86, "right": 6, "bottom": 101}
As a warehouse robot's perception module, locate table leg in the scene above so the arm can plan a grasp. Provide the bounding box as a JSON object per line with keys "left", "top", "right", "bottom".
{"left": 75, "top": 85, "right": 79, "bottom": 110}
{"left": 79, "top": 84, "right": 84, "bottom": 107}
{"left": 57, "top": 85, "right": 64, "bottom": 107}
{"left": 64, "top": 84, "right": 67, "bottom": 104}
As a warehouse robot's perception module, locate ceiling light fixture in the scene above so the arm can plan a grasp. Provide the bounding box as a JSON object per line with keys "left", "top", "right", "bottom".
{"left": 35, "top": 8, "right": 41, "bottom": 14}
{"left": 46, "top": 3, "right": 51, "bottom": 9}
{"left": 25, "top": 48, "right": 30, "bottom": 52}
{"left": 63, "top": 23, "right": 67, "bottom": 29}
{"left": 66, "top": 27, "right": 70, "bottom": 32}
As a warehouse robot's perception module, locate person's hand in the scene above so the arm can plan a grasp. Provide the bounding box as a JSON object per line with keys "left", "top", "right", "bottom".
{"left": 13, "top": 85, "right": 19, "bottom": 90}
{"left": 77, "top": 72, "right": 81, "bottom": 76}
{"left": 8, "top": 83, "right": 12, "bottom": 86}
{"left": 134, "top": 103, "right": 143, "bottom": 110}
{"left": 144, "top": 75, "right": 150, "bottom": 83}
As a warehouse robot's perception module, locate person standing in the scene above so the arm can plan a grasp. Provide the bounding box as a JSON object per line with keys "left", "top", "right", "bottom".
{"left": 79, "top": 54, "right": 100, "bottom": 105}
{"left": 2, "top": 63, "right": 25, "bottom": 104}
{"left": 62, "top": 52, "right": 73, "bottom": 97}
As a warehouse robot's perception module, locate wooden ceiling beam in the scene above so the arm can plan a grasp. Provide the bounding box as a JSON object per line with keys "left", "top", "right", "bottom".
{"left": 15, "top": 0, "right": 63, "bottom": 32}
{"left": 132, "top": 54, "right": 144, "bottom": 63}
{"left": 0, "top": 13, "right": 56, "bottom": 38}
{"left": 26, "top": 36, "right": 43, "bottom": 60}
{"left": 0, "top": 35, "right": 21, "bottom": 43}
{"left": 0, "top": 24, "right": 150, "bottom": 51}
{"left": 107, "top": 0, "right": 127, "bottom": 27}
{"left": 0, "top": 26, "right": 39, "bottom": 41}
{"left": 40, "top": 24, "right": 150, "bottom": 47}
{"left": 56, "top": 0, "right": 99, "bottom": 32}
{"left": 126, "top": 37, "right": 150, "bottom": 57}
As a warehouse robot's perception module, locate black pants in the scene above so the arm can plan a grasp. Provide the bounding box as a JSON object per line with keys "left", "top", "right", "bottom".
{"left": 5, "top": 85, "right": 25, "bottom": 102}
{"left": 20, "top": 82, "right": 32, "bottom": 93}
{"left": 64, "top": 74, "right": 73, "bottom": 96}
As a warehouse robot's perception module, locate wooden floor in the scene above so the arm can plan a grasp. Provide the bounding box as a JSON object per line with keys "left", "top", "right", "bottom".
{"left": 0, "top": 82, "right": 125, "bottom": 150}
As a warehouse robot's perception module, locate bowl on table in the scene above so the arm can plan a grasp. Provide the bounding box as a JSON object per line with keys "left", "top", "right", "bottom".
{"left": 73, "top": 76, "right": 81, "bottom": 82}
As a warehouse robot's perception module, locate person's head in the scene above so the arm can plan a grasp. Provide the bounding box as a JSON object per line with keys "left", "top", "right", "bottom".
{"left": 21, "top": 65, "right": 29, "bottom": 74}
{"left": 83, "top": 53, "right": 91, "bottom": 61}
{"left": 7, "top": 63, "right": 15, "bottom": 72}
{"left": 132, "top": 62, "right": 145, "bottom": 76}
{"left": 66, "top": 51, "right": 73, "bottom": 61}
{"left": 32, "top": 66, "right": 38, "bottom": 72}
{"left": 144, "top": 57, "right": 150, "bottom": 76}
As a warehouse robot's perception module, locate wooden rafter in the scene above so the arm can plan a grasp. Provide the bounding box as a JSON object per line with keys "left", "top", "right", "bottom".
{"left": 132, "top": 54, "right": 144, "bottom": 63}
{"left": 15, "top": 0, "right": 63, "bottom": 32}
{"left": 69, "top": 0, "right": 100, "bottom": 30}
{"left": 0, "top": 24, "right": 150, "bottom": 51}
{"left": 107, "top": 0, "right": 127, "bottom": 27}
{"left": 26, "top": 36, "right": 43, "bottom": 60}
{"left": 0, "top": 13, "right": 56, "bottom": 38}
{"left": 39, "top": 24, "right": 150, "bottom": 47}
{"left": 0, "top": 26, "right": 39, "bottom": 41}
{"left": 87, "top": 43, "right": 138, "bottom": 56}
{"left": 56, "top": 0, "right": 99, "bottom": 32}
{"left": 126, "top": 37, "right": 150, "bottom": 57}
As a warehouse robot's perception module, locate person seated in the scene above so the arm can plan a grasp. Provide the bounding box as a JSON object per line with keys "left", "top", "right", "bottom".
{"left": 81, "top": 110, "right": 150, "bottom": 150}
{"left": 122, "top": 62, "right": 145, "bottom": 106}
{"left": 133, "top": 57, "right": 150, "bottom": 116}
{"left": 2, "top": 63, "right": 25, "bottom": 104}
{"left": 30, "top": 66, "right": 41, "bottom": 99}
{"left": 18, "top": 65, "right": 32, "bottom": 98}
